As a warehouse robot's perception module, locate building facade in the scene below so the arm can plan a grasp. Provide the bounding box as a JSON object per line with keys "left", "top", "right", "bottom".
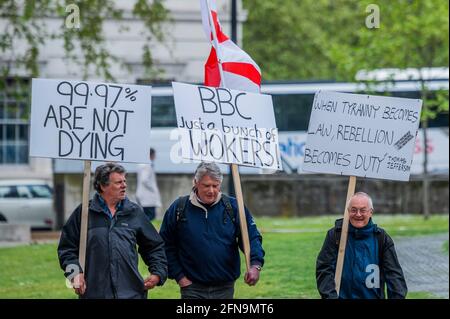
{"left": 0, "top": 0, "right": 245, "bottom": 180}
{"left": 1, "top": 0, "right": 248, "bottom": 227}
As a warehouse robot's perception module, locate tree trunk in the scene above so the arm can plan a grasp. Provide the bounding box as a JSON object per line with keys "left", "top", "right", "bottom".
{"left": 418, "top": 74, "right": 431, "bottom": 220}
{"left": 422, "top": 119, "right": 430, "bottom": 219}
{"left": 419, "top": 74, "right": 431, "bottom": 220}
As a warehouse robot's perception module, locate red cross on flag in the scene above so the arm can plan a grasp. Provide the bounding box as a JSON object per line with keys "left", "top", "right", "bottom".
{"left": 200, "top": 0, "right": 262, "bottom": 93}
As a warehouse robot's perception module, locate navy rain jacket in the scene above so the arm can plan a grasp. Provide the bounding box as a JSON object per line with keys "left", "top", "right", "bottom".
{"left": 316, "top": 218, "right": 407, "bottom": 299}
{"left": 58, "top": 195, "right": 168, "bottom": 299}
{"left": 160, "top": 194, "right": 265, "bottom": 285}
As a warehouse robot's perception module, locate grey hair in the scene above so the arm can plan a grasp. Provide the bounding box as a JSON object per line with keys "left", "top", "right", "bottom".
{"left": 194, "top": 162, "right": 223, "bottom": 183}
{"left": 347, "top": 192, "right": 374, "bottom": 210}
{"left": 94, "top": 162, "right": 126, "bottom": 193}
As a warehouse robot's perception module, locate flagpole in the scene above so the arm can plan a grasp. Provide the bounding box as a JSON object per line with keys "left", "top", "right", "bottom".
{"left": 205, "top": 0, "right": 251, "bottom": 271}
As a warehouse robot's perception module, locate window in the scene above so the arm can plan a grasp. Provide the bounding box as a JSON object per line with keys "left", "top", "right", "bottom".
{"left": 0, "top": 184, "right": 52, "bottom": 199}
{"left": 0, "top": 185, "right": 19, "bottom": 198}
{"left": 28, "top": 185, "right": 53, "bottom": 198}
{"left": 272, "top": 94, "right": 315, "bottom": 131}
{"left": 141, "top": 80, "right": 449, "bottom": 131}
{"left": 17, "top": 185, "right": 32, "bottom": 198}
{"left": 0, "top": 78, "right": 30, "bottom": 164}
{"left": 152, "top": 95, "right": 177, "bottom": 128}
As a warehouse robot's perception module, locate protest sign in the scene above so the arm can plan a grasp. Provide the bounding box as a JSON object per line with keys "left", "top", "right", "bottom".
{"left": 302, "top": 91, "right": 423, "bottom": 181}
{"left": 172, "top": 82, "right": 282, "bottom": 170}
{"left": 29, "top": 78, "right": 152, "bottom": 163}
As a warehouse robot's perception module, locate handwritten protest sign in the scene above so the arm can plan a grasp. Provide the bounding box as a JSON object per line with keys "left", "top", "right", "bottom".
{"left": 172, "top": 82, "right": 282, "bottom": 170}
{"left": 302, "top": 91, "right": 422, "bottom": 181}
{"left": 29, "top": 78, "right": 152, "bottom": 163}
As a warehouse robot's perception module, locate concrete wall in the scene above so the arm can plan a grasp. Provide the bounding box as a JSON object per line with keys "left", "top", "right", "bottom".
{"left": 54, "top": 173, "right": 449, "bottom": 227}
{"left": 237, "top": 174, "right": 449, "bottom": 216}
{"left": 0, "top": 224, "right": 31, "bottom": 243}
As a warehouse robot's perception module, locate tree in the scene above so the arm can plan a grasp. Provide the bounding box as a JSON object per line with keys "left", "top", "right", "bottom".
{"left": 243, "top": 0, "right": 448, "bottom": 82}
{"left": 243, "top": 0, "right": 449, "bottom": 217}
{"left": 0, "top": 0, "right": 169, "bottom": 81}
{"left": 327, "top": 1, "right": 448, "bottom": 78}
{"left": 242, "top": 0, "right": 365, "bottom": 81}
{"left": 328, "top": 0, "right": 449, "bottom": 218}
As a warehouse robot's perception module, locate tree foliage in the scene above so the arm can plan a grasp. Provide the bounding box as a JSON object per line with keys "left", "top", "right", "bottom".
{"left": 0, "top": 0, "right": 169, "bottom": 81}
{"left": 329, "top": 0, "right": 449, "bottom": 83}
{"left": 243, "top": 0, "right": 448, "bottom": 219}
{"left": 243, "top": 0, "right": 449, "bottom": 84}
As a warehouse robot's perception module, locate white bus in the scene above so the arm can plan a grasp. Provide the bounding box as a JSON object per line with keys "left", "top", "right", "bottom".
{"left": 147, "top": 71, "right": 448, "bottom": 175}
{"left": 53, "top": 69, "right": 449, "bottom": 175}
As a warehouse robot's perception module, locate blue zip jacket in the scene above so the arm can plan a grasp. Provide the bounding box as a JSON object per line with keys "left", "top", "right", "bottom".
{"left": 340, "top": 219, "right": 381, "bottom": 299}
{"left": 159, "top": 193, "right": 265, "bottom": 285}
{"left": 316, "top": 218, "right": 407, "bottom": 299}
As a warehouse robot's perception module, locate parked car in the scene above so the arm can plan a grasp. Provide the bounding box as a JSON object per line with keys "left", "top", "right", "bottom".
{"left": 0, "top": 179, "right": 56, "bottom": 230}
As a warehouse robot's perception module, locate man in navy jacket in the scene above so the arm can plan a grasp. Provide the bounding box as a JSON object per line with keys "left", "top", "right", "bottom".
{"left": 58, "top": 163, "right": 167, "bottom": 299}
{"left": 160, "top": 162, "right": 265, "bottom": 299}
{"left": 316, "top": 192, "right": 407, "bottom": 299}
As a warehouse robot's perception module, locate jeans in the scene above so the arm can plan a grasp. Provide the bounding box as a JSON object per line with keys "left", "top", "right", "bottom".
{"left": 180, "top": 281, "right": 235, "bottom": 299}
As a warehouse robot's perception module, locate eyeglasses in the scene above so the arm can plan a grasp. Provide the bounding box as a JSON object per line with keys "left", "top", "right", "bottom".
{"left": 349, "top": 207, "right": 372, "bottom": 215}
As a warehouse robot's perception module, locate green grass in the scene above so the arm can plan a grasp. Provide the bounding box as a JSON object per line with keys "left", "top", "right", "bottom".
{"left": 0, "top": 214, "right": 448, "bottom": 299}
{"left": 407, "top": 291, "right": 442, "bottom": 299}
{"left": 443, "top": 240, "right": 449, "bottom": 255}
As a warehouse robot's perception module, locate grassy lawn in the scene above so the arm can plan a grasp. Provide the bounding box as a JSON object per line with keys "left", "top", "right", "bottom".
{"left": 443, "top": 240, "right": 449, "bottom": 254}
{"left": 0, "top": 214, "right": 448, "bottom": 299}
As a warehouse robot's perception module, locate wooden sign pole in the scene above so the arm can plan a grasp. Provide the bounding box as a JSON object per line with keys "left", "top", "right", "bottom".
{"left": 334, "top": 175, "right": 356, "bottom": 295}
{"left": 79, "top": 160, "right": 91, "bottom": 272}
{"left": 231, "top": 164, "right": 251, "bottom": 270}
{"left": 205, "top": 0, "right": 251, "bottom": 271}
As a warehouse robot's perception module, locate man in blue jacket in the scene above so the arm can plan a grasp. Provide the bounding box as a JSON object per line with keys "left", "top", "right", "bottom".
{"left": 160, "top": 162, "right": 265, "bottom": 299}
{"left": 316, "top": 192, "right": 407, "bottom": 299}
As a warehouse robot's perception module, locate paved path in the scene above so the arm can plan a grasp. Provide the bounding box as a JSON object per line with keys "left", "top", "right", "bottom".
{"left": 395, "top": 233, "right": 449, "bottom": 299}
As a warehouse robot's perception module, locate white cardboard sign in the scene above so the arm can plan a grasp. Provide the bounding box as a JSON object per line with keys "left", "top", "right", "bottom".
{"left": 29, "top": 78, "right": 152, "bottom": 163}
{"left": 172, "top": 82, "right": 282, "bottom": 170}
{"left": 302, "top": 91, "right": 422, "bottom": 181}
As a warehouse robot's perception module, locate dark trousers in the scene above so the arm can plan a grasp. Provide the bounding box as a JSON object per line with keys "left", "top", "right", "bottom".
{"left": 180, "top": 281, "right": 235, "bottom": 299}
{"left": 142, "top": 207, "right": 156, "bottom": 221}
